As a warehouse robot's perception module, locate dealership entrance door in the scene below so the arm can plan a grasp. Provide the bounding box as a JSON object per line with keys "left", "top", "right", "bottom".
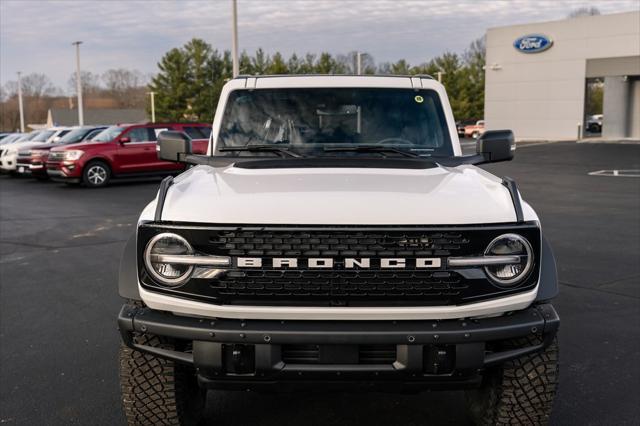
{"left": 585, "top": 57, "right": 640, "bottom": 139}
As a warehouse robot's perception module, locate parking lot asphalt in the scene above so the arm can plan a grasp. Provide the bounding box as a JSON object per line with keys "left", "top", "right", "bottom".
{"left": 1, "top": 141, "right": 639, "bottom": 425}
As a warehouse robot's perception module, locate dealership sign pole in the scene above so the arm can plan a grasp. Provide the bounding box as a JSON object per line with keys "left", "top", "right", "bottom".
{"left": 72, "top": 41, "right": 84, "bottom": 126}
{"left": 17, "top": 71, "right": 25, "bottom": 133}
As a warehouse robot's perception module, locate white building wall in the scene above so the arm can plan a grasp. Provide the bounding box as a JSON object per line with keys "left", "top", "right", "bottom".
{"left": 485, "top": 11, "right": 640, "bottom": 140}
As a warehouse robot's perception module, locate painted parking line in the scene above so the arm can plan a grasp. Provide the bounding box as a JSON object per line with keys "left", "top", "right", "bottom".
{"left": 588, "top": 169, "right": 640, "bottom": 177}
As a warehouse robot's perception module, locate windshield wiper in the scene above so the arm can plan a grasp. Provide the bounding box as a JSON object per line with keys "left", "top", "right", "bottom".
{"left": 219, "top": 145, "right": 302, "bottom": 158}
{"left": 322, "top": 145, "right": 421, "bottom": 158}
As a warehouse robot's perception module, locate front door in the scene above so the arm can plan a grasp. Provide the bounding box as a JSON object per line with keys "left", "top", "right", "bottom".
{"left": 116, "top": 127, "right": 157, "bottom": 173}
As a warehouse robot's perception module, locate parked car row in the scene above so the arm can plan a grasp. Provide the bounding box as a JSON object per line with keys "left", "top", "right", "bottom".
{"left": 0, "top": 122, "right": 211, "bottom": 187}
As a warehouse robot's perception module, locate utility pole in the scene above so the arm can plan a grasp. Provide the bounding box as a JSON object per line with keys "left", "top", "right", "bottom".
{"left": 356, "top": 52, "right": 362, "bottom": 75}
{"left": 147, "top": 91, "right": 156, "bottom": 123}
{"left": 231, "top": 0, "right": 239, "bottom": 77}
{"left": 72, "top": 41, "right": 84, "bottom": 125}
{"left": 17, "top": 72, "right": 25, "bottom": 132}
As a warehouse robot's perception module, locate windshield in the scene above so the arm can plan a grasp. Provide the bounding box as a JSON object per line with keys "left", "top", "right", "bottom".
{"left": 215, "top": 88, "right": 452, "bottom": 157}
{"left": 32, "top": 130, "right": 56, "bottom": 142}
{"left": 58, "top": 128, "right": 95, "bottom": 144}
{"left": 91, "top": 126, "right": 125, "bottom": 142}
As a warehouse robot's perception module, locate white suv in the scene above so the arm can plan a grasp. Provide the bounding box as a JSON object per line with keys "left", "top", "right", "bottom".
{"left": 117, "top": 75, "right": 559, "bottom": 425}
{"left": 0, "top": 127, "right": 71, "bottom": 174}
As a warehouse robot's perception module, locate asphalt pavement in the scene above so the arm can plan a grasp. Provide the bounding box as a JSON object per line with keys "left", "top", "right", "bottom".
{"left": 1, "top": 141, "right": 639, "bottom": 425}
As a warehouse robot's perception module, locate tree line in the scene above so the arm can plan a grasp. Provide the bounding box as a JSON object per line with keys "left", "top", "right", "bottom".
{"left": 1, "top": 38, "right": 485, "bottom": 131}
{"left": 0, "top": 69, "right": 149, "bottom": 131}
{"left": 150, "top": 38, "right": 486, "bottom": 124}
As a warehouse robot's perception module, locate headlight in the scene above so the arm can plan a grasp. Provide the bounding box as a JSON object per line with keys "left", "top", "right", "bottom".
{"left": 63, "top": 150, "right": 84, "bottom": 161}
{"left": 484, "top": 233, "right": 533, "bottom": 286}
{"left": 144, "top": 233, "right": 194, "bottom": 286}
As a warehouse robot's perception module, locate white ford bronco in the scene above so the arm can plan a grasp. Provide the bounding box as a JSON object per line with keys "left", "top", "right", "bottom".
{"left": 118, "top": 75, "right": 559, "bottom": 425}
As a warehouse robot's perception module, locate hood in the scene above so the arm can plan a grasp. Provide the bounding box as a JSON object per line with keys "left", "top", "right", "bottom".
{"left": 1, "top": 141, "right": 48, "bottom": 154}
{"left": 50, "top": 140, "right": 108, "bottom": 151}
{"left": 159, "top": 163, "right": 518, "bottom": 225}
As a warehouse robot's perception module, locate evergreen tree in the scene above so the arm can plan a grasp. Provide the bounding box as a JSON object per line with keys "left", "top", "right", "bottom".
{"left": 149, "top": 48, "right": 191, "bottom": 122}
{"left": 184, "top": 38, "right": 214, "bottom": 121}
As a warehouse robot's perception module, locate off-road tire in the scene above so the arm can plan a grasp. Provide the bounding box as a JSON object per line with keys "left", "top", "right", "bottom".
{"left": 466, "top": 335, "right": 559, "bottom": 425}
{"left": 119, "top": 334, "right": 205, "bottom": 425}
{"left": 82, "top": 160, "right": 111, "bottom": 188}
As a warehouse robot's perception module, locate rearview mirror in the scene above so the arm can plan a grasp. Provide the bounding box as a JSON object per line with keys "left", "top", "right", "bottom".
{"left": 119, "top": 136, "right": 131, "bottom": 144}
{"left": 476, "top": 130, "right": 515, "bottom": 164}
{"left": 158, "top": 131, "right": 192, "bottom": 162}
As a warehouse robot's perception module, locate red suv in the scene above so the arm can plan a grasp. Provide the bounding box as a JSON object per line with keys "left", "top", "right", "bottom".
{"left": 46, "top": 123, "right": 211, "bottom": 187}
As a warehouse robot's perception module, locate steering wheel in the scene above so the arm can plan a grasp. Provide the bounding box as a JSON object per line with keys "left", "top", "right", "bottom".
{"left": 375, "top": 137, "right": 413, "bottom": 145}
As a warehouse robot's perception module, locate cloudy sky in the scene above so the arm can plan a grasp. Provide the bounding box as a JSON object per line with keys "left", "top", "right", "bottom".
{"left": 1, "top": 0, "right": 638, "bottom": 92}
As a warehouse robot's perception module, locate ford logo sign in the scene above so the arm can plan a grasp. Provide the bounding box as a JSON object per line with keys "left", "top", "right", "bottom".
{"left": 514, "top": 34, "right": 553, "bottom": 53}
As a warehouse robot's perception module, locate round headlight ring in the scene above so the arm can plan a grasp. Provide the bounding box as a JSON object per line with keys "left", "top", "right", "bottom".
{"left": 144, "top": 232, "right": 194, "bottom": 287}
{"left": 483, "top": 233, "right": 533, "bottom": 286}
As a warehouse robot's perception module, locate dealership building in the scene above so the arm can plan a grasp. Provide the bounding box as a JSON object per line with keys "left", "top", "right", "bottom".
{"left": 484, "top": 11, "right": 640, "bottom": 140}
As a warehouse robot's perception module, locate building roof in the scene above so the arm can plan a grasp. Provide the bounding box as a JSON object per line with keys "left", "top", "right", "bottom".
{"left": 47, "top": 108, "right": 147, "bottom": 127}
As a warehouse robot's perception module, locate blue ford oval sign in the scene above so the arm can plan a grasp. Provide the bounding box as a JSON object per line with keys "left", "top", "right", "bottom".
{"left": 513, "top": 34, "right": 553, "bottom": 53}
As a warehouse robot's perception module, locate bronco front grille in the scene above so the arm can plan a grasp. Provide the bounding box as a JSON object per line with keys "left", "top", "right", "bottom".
{"left": 138, "top": 224, "right": 541, "bottom": 307}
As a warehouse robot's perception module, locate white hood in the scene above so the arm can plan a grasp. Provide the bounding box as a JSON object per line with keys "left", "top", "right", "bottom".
{"left": 158, "top": 163, "right": 521, "bottom": 225}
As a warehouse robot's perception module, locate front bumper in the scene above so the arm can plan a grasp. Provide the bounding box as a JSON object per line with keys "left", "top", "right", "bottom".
{"left": 118, "top": 303, "right": 559, "bottom": 391}
{"left": 46, "top": 163, "right": 81, "bottom": 183}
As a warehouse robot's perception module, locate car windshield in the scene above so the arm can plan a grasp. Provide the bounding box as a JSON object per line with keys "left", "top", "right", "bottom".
{"left": 215, "top": 88, "right": 453, "bottom": 157}
{"left": 91, "top": 126, "right": 125, "bottom": 142}
{"left": 32, "top": 130, "right": 56, "bottom": 142}
{"left": 58, "top": 128, "right": 94, "bottom": 144}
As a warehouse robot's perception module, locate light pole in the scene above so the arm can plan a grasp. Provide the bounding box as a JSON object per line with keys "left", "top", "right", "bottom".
{"left": 356, "top": 52, "right": 362, "bottom": 75}
{"left": 437, "top": 71, "right": 445, "bottom": 83}
{"left": 72, "top": 41, "right": 84, "bottom": 126}
{"left": 231, "top": 0, "right": 239, "bottom": 77}
{"left": 147, "top": 91, "right": 156, "bottom": 123}
{"left": 17, "top": 71, "right": 25, "bottom": 132}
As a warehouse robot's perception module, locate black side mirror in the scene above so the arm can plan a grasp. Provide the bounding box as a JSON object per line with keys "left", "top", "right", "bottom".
{"left": 158, "top": 131, "right": 192, "bottom": 162}
{"left": 476, "top": 130, "right": 515, "bottom": 164}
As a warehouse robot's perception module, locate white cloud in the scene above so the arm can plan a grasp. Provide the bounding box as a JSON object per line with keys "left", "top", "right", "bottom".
{"left": 1, "top": 0, "right": 638, "bottom": 90}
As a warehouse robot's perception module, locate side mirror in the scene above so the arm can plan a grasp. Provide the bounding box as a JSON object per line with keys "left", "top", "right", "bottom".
{"left": 158, "top": 131, "right": 192, "bottom": 162}
{"left": 476, "top": 130, "right": 515, "bottom": 164}
{"left": 119, "top": 136, "right": 131, "bottom": 144}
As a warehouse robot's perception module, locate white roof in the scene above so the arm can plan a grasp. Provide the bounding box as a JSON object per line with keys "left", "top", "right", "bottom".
{"left": 228, "top": 74, "right": 443, "bottom": 90}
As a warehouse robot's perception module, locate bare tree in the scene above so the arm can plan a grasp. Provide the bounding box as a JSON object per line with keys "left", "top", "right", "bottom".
{"left": 68, "top": 71, "right": 102, "bottom": 96}
{"left": 20, "top": 73, "right": 58, "bottom": 97}
{"left": 102, "top": 69, "right": 148, "bottom": 107}
{"left": 568, "top": 7, "right": 600, "bottom": 18}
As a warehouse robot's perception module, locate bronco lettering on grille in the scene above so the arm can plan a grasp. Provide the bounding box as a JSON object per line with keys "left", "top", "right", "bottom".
{"left": 236, "top": 257, "right": 442, "bottom": 269}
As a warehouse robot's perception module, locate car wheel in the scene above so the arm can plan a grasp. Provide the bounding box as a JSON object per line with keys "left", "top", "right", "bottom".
{"left": 120, "top": 333, "right": 206, "bottom": 426}
{"left": 465, "top": 335, "right": 559, "bottom": 425}
{"left": 83, "top": 160, "right": 111, "bottom": 188}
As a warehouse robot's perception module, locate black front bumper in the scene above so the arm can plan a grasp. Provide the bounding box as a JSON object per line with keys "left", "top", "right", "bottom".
{"left": 118, "top": 303, "right": 559, "bottom": 391}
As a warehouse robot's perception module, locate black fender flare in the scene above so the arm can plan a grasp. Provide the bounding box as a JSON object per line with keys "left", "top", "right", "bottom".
{"left": 535, "top": 235, "right": 559, "bottom": 302}
{"left": 119, "top": 232, "right": 141, "bottom": 300}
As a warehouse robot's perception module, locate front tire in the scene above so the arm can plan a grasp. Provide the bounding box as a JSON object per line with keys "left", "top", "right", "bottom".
{"left": 82, "top": 160, "right": 111, "bottom": 188}
{"left": 119, "top": 334, "right": 206, "bottom": 425}
{"left": 466, "top": 335, "right": 559, "bottom": 425}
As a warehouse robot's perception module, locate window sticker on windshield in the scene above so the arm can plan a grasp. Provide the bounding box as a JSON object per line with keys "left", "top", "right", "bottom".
{"left": 414, "top": 95, "right": 424, "bottom": 103}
